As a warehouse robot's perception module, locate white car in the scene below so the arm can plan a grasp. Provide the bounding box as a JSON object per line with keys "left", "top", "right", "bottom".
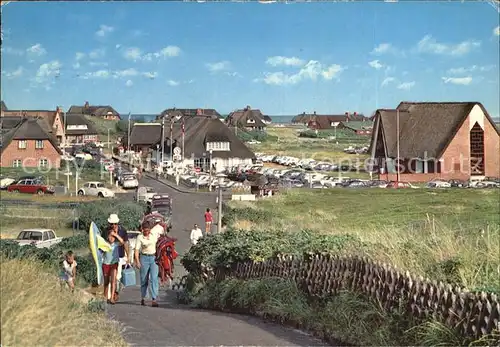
{"left": 0, "top": 177, "right": 16, "bottom": 189}
{"left": 78, "top": 182, "right": 115, "bottom": 198}
{"left": 135, "top": 186, "right": 157, "bottom": 203}
{"left": 122, "top": 175, "right": 139, "bottom": 189}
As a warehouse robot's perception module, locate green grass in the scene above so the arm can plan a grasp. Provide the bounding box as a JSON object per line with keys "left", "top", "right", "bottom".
{"left": 227, "top": 188, "right": 500, "bottom": 291}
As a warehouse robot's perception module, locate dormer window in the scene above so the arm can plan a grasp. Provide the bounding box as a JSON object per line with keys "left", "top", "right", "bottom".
{"left": 206, "top": 141, "right": 230, "bottom": 151}
{"left": 247, "top": 119, "right": 255, "bottom": 123}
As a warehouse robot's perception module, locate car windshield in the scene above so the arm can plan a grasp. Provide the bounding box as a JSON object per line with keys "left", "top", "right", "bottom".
{"left": 97, "top": 183, "right": 105, "bottom": 188}
{"left": 124, "top": 176, "right": 135, "bottom": 180}
{"left": 146, "top": 187, "right": 155, "bottom": 193}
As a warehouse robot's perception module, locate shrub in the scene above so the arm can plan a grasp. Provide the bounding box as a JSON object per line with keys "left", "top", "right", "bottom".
{"left": 115, "top": 120, "right": 132, "bottom": 133}
{"left": 79, "top": 200, "right": 146, "bottom": 231}
{"left": 236, "top": 130, "right": 277, "bottom": 143}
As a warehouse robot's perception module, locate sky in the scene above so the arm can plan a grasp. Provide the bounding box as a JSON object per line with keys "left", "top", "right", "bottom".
{"left": 1, "top": 1, "right": 499, "bottom": 117}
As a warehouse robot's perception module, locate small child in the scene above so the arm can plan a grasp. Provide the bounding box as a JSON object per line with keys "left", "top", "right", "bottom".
{"left": 61, "top": 251, "right": 77, "bottom": 292}
{"left": 102, "top": 229, "right": 124, "bottom": 304}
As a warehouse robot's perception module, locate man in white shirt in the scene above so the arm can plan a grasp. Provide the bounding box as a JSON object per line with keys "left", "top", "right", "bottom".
{"left": 190, "top": 224, "right": 203, "bottom": 246}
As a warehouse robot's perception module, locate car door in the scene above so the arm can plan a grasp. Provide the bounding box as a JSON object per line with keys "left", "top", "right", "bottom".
{"left": 23, "top": 180, "right": 36, "bottom": 194}
{"left": 88, "top": 183, "right": 98, "bottom": 195}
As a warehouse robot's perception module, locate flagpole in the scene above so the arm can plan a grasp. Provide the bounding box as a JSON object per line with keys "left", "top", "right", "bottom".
{"left": 169, "top": 119, "right": 173, "bottom": 162}
{"left": 181, "top": 120, "right": 185, "bottom": 162}
{"left": 161, "top": 117, "right": 165, "bottom": 166}
{"left": 396, "top": 109, "right": 400, "bottom": 183}
{"left": 127, "top": 112, "right": 131, "bottom": 153}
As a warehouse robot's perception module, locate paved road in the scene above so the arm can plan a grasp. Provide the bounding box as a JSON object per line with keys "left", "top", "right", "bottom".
{"left": 109, "top": 175, "right": 330, "bottom": 346}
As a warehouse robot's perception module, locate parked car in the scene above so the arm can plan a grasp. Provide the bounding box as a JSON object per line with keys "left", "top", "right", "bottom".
{"left": 386, "top": 181, "right": 417, "bottom": 189}
{"left": 449, "top": 179, "right": 468, "bottom": 188}
{"left": 14, "top": 229, "right": 62, "bottom": 248}
{"left": 7, "top": 178, "right": 55, "bottom": 195}
{"left": 77, "top": 182, "right": 115, "bottom": 198}
{"left": 0, "top": 176, "right": 16, "bottom": 190}
{"left": 122, "top": 175, "right": 139, "bottom": 189}
{"left": 426, "top": 180, "right": 452, "bottom": 188}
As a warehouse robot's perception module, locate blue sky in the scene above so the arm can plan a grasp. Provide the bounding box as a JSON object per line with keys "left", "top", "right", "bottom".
{"left": 1, "top": 1, "right": 499, "bottom": 117}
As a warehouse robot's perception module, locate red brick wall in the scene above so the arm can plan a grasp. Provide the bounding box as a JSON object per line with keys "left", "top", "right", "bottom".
{"left": 483, "top": 117, "right": 500, "bottom": 178}
{"left": 0, "top": 140, "right": 61, "bottom": 168}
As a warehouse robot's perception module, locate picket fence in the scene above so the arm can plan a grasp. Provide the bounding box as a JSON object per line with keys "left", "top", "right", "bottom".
{"left": 212, "top": 253, "right": 499, "bottom": 340}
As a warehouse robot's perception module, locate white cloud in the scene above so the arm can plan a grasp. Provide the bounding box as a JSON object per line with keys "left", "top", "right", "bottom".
{"left": 416, "top": 35, "right": 480, "bottom": 56}
{"left": 441, "top": 76, "right": 472, "bottom": 85}
{"left": 206, "top": 61, "right": 231, "bottom": 72}
{"left": 266, "top": 56, "right": 304, "bottom": 67}
{"left": 96, "top": 25, "right": 114, "bottom": 37}
{"left": 26, "top": 43, "right": 46, "bottom": 56}
{"left": 2, "top": 66, "right": 24, "bottom": 79}
{"left": 255, "top": 60, "right": 344, "bottom": 86}
{"left": 370, "top": 43, "right": 401, "bottom": 56}
{"left": 125, "top": 80, "right": 133, "bottom": 87}
{"left": 493, "top": 26, "right": 500, "bottom": 37}
{"left": 89, "top": 48, "right": 106, "bottom": 59}
{"left": 381, "top": 77, "right": 395, "bottom": 87}
{"left": 368, "top": 60, "right": 384, "bottom": 70}
{"left": 80, "top": 70, "right": 110, "bottom": 79}
{"left": 123, "top": 46, "right": 181, "bottom": 62}
{"left": 143, "top": 71, "right": 158, "bottom": 79}
{"left": 1, "top": 46, "right": 24, "bottom": 56}
{"left": 73, "top": 62, "right": 81, "bottom": 69}
{"left": 113, "top": 68, "right": 138, "bottom": 78}
{"left": 167, "top": 80, "right": 179, "bottom": 86}
{"left": 75, "top": 52, "right": 86, "bottom": 61}
{"left": 447, "top": 65, "right": 495, "bottom": 74}
{"left": 397, "top": 81, "right": 415, "bottom": 90}
{"left": 34, "top": 60, "right": 62, "bottom": 84}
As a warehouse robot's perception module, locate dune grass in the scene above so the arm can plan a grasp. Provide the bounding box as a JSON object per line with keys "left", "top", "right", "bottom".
{"left": 249, "top": 126, "right": 370, "bottom": 162}
{"left": 1, "top": 258, "right": 126, "bottom": 347}
{"left": 227, "top": 188, "right": 500, "bottom": 291}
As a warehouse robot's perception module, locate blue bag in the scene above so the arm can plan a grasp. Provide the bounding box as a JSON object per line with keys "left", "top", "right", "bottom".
{"left": 121, "top": 265, "right": 137, "bottom": 287}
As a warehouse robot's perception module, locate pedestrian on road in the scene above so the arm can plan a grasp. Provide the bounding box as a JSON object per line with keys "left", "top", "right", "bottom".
{"left": 204, "top": 208, "right": 213, "bottom": 235}
{"left": 134, "top": 219, "right": 160, "bottom": 307}
{"left": 102, "top": 229, "right": 125, "bottom": 304}
{"left": 104, "top": 214, "right": 129, "bottom": 302}
{"left": 190, "top": 223, "right": 203, "bottom": 246}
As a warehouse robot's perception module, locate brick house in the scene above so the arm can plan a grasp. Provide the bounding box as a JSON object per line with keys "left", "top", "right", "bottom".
{"left": 0, "top": 117, "right": 63, "bottom": 168}
{"left": 369, "top": 102, "right": 500, "bottom": 182}
{"left": 1, "top": 105, "right": 65, "bottom": 144}
{"left": 68, "top": 101, "right": 120, "bottom": 120}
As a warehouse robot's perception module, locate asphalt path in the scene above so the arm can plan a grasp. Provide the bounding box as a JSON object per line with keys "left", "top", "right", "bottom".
{"left": 108, "top": 175, "right": 331, "bottom": 346}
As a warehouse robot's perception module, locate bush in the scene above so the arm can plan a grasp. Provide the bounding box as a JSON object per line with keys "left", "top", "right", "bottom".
{"left": 115, "top": 120, "right": 132, "bottom": 133}
{"left": 236, "top": 130, "right": 277, "bottom": 143}
{"left": 79, "top": 200, "right": 146, "bottom": 231}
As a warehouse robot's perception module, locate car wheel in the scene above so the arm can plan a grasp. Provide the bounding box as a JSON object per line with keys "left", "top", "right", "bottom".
{"left": 78, "top": 190, "right": 85, "bottom": 196}
{"left": 98, "top": 192, "right": 104, "bottom": 198}
{"left": 36, "top": 189, "right": 44, "bottom": 195}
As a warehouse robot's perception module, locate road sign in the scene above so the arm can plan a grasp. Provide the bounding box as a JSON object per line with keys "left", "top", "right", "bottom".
{"left": 195, "top": 167, "right": 201, "bottom": 173}
{"left": 108, "top": 165, "right": 115, "bottom": 172}
{"left": 173, "top": 147, "right": 181, "bottom": 155}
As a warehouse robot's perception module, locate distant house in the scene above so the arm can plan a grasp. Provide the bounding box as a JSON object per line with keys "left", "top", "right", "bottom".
{"left": 226, "top": 106, "right": 267, "bottom": 131}
{"left": 0, "top": 117, "right": 62, "bottom": 168}
{"left": 0, "top": 101, "right": 7, "bottom": 112}
{"left": 370, "top": 102, "right": 500, "bottom": 182}
{"left": 153, "top": 115, "right": 255, "bottom": 172}
{"left": 292, "top": 112, "right": 368, "bottom": 130}
{"left": 341, "top": 121, "right": 373, "bottom": 135}
{"left": 68, "top": 101, "right": 120, "bottom": 120}
{"left": 64, "top": 114, "right": 99, "bottom": 144}
{"left": 158, "top": 108, "right": 222, "bottom": 121}
{"left": 1, "top": 106, "right": 65, "bottom": 144}
{"left": 128, "top": 123, "right": 163, "bottom": 155}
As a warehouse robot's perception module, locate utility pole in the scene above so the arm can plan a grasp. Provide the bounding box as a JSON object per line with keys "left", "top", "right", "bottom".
{"left": 396, "top": 109, "right": 400, "bottom": 183}
{"left": 161, "top": 117, "right": 165, "bottom": 166}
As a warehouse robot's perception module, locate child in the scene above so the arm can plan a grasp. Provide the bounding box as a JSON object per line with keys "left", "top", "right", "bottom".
{"left": 61, "top": 251, "right": 77, "bottom": 292}
{"left": 102, "top": 229, "right": 125, "bottom": 304}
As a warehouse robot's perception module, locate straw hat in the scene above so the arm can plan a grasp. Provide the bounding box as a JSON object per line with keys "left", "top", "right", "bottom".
{"left": 107, "top": 214, "right": 120, "bottom": 224}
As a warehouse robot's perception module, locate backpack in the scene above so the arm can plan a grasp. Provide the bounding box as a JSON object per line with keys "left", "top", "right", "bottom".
{"left": 155, "top": 235, "right": 178, "bottom": 283}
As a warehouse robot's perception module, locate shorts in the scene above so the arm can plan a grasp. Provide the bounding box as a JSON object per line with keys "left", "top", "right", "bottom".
{"left": 102, "top": 263, "right": 118, "bottom": 277}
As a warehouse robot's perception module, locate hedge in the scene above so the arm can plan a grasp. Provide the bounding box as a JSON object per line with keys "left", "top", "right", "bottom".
{"left": 79, "top": 200, "right": 146, "bottom": 231}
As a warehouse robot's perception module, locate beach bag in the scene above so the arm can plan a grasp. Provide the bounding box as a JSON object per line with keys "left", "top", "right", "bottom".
{"left": 120, "top": 265, "right": 137, "bottom": 287}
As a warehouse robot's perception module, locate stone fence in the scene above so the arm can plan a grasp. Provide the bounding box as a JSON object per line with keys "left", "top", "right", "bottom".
{"left": 213, "top": 253, "right": 499, "bottom": 340}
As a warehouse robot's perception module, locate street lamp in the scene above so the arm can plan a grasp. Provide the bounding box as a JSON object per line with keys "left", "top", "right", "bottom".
{"left": 209, "top": 149, "right": 213, "bottom": 192}
{"left": 216, "top": 173, "right": 226, "bottom": 234}
{"left": 107, "top": 128, "right": 111, "bottom": 149}
{"left": 156, "top": 144, "right": 160, "bottom": 165}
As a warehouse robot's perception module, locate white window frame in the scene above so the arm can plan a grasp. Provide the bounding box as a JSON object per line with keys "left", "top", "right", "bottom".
{"left": 35, "top": 140, "right": 44, "bottom": 149}
{"left": 39, "top": 158, "right": 48, "bottom": 167}
{"left": 206, "top": 141, "right": 230, "bottom": 152}
{"left": 13, "top": 159, "right": 22, "bottom": 168}
{"left": 18, "top": 140, "right": 27, "bottom": 149}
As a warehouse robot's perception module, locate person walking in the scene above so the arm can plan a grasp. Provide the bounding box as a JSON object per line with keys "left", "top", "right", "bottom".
{"left": 134, "top": 219, "right": 160, "bottom": 307}
{"left": 204, "top": 208, "right": 213, "bottom": 235}
{"left": 190, "top": 223, "right": 203, "bottom": 246}
{"left": 102, "top": 229, "right": 125, "bottom": 304}
{"left": 105, "top": 214, "right": 129, "bottom": 302}
{"left": 60, "top": 251, "right": 77, "bottom": 292}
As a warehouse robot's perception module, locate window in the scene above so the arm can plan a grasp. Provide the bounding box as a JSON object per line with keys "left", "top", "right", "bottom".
{"left": 48, "top": 231, "right": 55, "bottom": 239}
{"left": 470, "top": 122, "right": 485, "bottom": 176}
{"left": 90, "top": 183, "right": 97, "bottom": 189}
{"left": 35, "top": 140, "right": 44, "bottom": 149}
{"left": 12, "top": 159, "right": 22, "bottom": 168}
{"left": 39, "top": 159, "right": 48, "bottom": 167}
{"left": 18, "top": 140, "right": 27, "bottom": 149}
{"left": 206, "top": 141, "right": 230, "bottom": 151}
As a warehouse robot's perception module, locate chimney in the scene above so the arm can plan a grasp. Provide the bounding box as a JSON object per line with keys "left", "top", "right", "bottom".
{"left": 245, "top": 105, "right": 251, "bottom": 111}
{"left": 196, "top": 108, "right": 202, "bottom": 116}
{"left": 354, "top": 112, "right": 357, "bottom": 117}
{"left": 313, "top": 111, "right": 316, "bottom": 115}
{"left": 84, "top": 101, "right": 89, "bottom": 108}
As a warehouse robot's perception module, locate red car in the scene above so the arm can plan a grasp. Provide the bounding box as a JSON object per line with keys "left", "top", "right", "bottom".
{"left": 386, "top": 181, "right": 417, "bottom": 189}
{"left": 7, "top": 178, "right": 55, "bottom": 195}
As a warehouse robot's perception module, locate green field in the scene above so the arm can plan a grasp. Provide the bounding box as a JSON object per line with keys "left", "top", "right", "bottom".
{"left": 227, "top": 188, "right": 500, "bottom": 291}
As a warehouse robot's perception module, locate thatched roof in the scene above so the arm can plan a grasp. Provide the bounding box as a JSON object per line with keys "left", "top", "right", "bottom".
{"left": 370, "top": 102, "right": 499, "bottom": 159}
{"left": 0, "top": 117, "right": 62, "bottom": 154}
{"left": 226, "top": 106, "right": 267, "bottom": 128}
{"left": 130, "top": 123, "right": 162, "bottom": 146}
